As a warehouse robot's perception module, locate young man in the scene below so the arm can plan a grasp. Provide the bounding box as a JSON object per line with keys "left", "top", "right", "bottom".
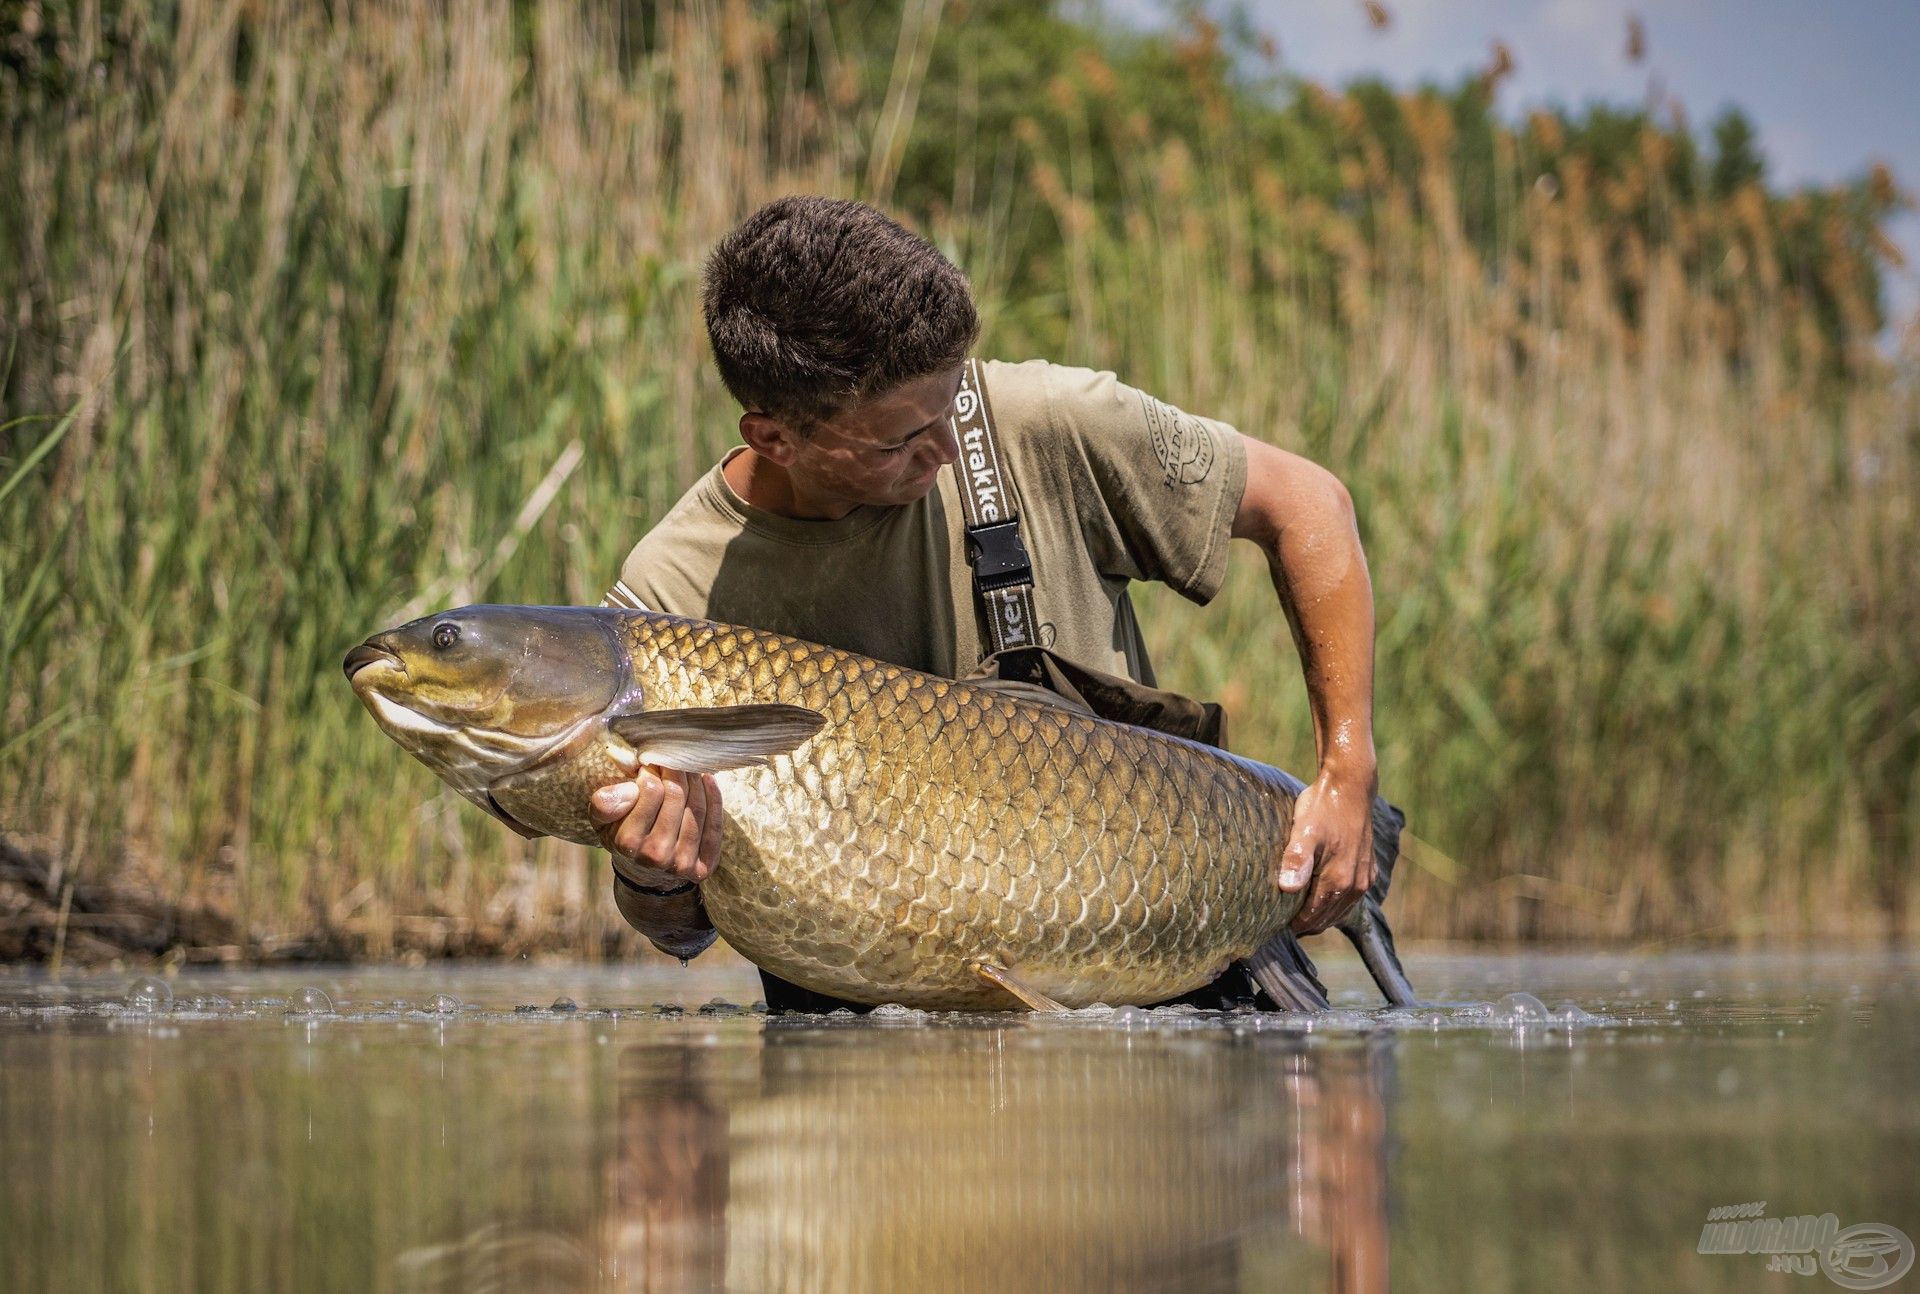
{"left": 593, "top": 197, "right": 1380, "bottom": 1007}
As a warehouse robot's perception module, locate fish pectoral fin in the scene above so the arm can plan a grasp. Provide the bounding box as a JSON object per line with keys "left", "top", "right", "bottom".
{"left": 607, "top": 703, "right": 826, "bottom": 774}
{"left": 1246, "top": 931, "right": 1331, "bottom": 1013}
{"left": 969, "top": 960, "right": 1068, "bottom": 1012}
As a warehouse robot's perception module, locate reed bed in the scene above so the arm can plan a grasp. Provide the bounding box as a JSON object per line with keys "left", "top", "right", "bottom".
{"left": 2, "top": 0, "right": 1914, "bottom": 956}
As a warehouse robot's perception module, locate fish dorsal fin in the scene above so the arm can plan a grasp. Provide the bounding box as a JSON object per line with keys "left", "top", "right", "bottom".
{"left": 607, "top": 703, "right": 825, "bottom": 774}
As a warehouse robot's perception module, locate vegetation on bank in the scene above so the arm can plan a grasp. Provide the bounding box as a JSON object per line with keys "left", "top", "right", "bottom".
{"left": 2, "top": 0, "right": 1914, "bottom": 957}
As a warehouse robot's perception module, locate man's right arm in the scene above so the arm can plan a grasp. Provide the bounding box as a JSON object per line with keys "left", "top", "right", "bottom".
{"left": 597, "top": 580, "right": 724, "bottom": 959}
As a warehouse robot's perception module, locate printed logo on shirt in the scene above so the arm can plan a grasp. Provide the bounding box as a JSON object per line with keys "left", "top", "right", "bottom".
{"left": 1139, "top": 394, "right": 1216, "bottom": 487}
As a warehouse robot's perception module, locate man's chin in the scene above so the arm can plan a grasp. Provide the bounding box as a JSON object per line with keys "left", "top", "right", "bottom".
{"left": 899, "top": 471, "right": 944, "bottom": 502}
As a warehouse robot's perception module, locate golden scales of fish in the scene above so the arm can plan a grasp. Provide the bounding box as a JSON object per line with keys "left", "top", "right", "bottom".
{"left": 344, "top": 606, "right": 1414, "bottom": 1011}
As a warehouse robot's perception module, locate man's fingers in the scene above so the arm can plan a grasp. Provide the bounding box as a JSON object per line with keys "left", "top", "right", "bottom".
{"left": 669, "top": 773, "right": 708, "bottom": 876}
{"left": 1277, "top": 837, "right": 1316, "bottom": 892}
{"left": 610, "top": 771, "right": 668, "bottom": 860}
{"left": 695, "top": 775, "right": 725, "bottom": 880}
{"left": 639, "top": 771, "right": 691, "bottom": 869}
{"left": 590, "top": 781, "right": 639, "bottom": 826}
{"left": 1290, "top": 849, "right": 1366, "bottom": 934}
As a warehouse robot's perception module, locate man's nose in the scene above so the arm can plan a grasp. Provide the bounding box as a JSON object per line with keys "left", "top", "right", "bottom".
{"left": 924, "top": 426, "right": 961, "bottom": 468}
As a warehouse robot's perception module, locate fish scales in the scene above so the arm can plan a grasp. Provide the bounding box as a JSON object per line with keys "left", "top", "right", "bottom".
{"left": 489, "top": 613, "right": 1301, "bottom": 1010}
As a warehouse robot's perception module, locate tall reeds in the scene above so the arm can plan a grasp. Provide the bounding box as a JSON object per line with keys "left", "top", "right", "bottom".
{"left": 2, "top": 0, "right": 1914, "bottom": 952}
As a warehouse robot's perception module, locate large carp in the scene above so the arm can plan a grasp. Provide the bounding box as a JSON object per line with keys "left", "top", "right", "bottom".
{"left": 344, "top": 605, "right": 1413, "bottom": 1011}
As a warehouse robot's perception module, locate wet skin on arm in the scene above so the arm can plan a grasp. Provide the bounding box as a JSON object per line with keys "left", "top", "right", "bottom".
{"left": 1230, "top": 435, "right": 1378, "bottom": 935}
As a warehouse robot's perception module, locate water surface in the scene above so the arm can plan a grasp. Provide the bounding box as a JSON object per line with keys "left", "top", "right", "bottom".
{"left": 2, "top": 948, "right": 1913, "bottom": 1292}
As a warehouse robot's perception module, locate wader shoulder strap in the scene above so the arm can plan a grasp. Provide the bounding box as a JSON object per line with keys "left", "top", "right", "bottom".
{"left": 948, "top": 358, "right": 1040, "bottom": 653}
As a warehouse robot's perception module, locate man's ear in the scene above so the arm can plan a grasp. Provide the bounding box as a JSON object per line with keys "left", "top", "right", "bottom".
{"left": 740, "top": 412, "right": 803, "bottom": 465}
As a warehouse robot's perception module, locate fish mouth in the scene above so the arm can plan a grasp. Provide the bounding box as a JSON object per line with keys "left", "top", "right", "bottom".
{"left": 343, "top": 642, "right": 401, "bottom": 680}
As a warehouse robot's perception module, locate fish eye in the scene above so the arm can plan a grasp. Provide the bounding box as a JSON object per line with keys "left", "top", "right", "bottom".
{"left": 432, "top": 623, "right": 460, "bottom": 650}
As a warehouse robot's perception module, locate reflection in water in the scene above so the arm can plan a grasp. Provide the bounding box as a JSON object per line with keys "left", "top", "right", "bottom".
{"left": 603, "top": 1027, "right": 1393, "bottom": 1293}
{"left": 6, "top": 953, "right": 1914, "bottom": 1293}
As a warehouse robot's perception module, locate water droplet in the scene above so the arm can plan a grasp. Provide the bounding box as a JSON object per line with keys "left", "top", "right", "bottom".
{"left": 549, "top": 997, "right": 578, "bottom": 1013}
{"left": 1493, "top": 991, "right": 1551, "bottom": 1024}
{"left": 428, "top": 993, "right": 460, "bottom": 1015}
{"left": 287, "top": 986, "right": 334, "bottom": 1016}
{"left": 124, "top": 977, "right": 173, "bottom": 1011}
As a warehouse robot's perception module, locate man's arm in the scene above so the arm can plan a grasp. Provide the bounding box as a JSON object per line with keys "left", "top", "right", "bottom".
{"left": 1230, "top": 435, "right": 1378, "bottom": 934}
{"left": 595, "top": 581, "right": 725, "bottom": 957}
{"left": 590, "top": 769, "right": 726, "bottom": 959}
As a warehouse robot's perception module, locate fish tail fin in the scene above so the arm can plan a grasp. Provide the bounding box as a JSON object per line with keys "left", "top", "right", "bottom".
{"left": 1336, "top": 794, "right": 1420, "bottom": 1006}
{"left": 1246, "top": 931, "right": 1331, "bottom": 1012}
{"left": 1368, "top": 794, "right": 1407, "bottom": 903}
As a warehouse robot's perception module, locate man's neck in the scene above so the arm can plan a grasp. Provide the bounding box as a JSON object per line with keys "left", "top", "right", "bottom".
{"left": 722, "top": 448, "right": 860, "bottom": 522}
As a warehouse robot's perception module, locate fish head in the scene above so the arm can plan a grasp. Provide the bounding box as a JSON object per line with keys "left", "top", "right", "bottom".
{"left": 344, "top": 605, "right": 631, "bottom": 790}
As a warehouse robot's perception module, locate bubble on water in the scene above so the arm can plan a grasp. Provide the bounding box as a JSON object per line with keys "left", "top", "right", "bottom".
{"left": 1550, "top": 1000, "right": 1603, "bottom": 1026}
{"left": 124, "top": 977, "right": 173, "bottom": 1011}
{"left": 428, "top": 993, "right": 461, "bottom": 1015}
{"left": 1493, "top": 992, "right": 1551, "bottom": 1025}
{"left": 699, "top": 997, "right": 740, "bottom": 1016}
{"left": 869, "top": 1003, "right": 917, "bottom": 1019}
{"left": 549, "top": 997, "right": 578, "bottom": 1013}
{"left": 287, "top": 986, "right": 334, "bottom": 1016}
{"left": 1112, "top": 1005, "right": 1152, "bottom": 1029}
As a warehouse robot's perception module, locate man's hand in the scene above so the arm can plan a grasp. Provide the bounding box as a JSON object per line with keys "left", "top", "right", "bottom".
{"left": 589, "top": 767, "right": 725, "bottom": 883}
{"left": 1277, "top": 768, "right": 1376, "bottom": 935}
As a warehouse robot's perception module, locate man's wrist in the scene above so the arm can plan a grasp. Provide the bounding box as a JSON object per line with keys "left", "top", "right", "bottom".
{"left": 1315, "top": 752, "right": 1378, "bottom": 791}
{"left": 609, "top": 854, "right": 696, "bottom": 897}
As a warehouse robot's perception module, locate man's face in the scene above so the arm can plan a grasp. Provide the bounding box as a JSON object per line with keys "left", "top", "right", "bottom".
{"left": 771, "top": 366, "right": 966, "bottom": 509}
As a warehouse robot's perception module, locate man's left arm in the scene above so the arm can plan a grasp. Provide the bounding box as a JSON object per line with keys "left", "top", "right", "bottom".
{"left": 1230, "top": 435, "right": 1378, "bottom": 934}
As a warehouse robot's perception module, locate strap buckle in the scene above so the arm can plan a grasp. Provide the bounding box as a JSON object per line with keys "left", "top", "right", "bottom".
{"left": 965, "top": 520, "right": 1032, "bottom": 592}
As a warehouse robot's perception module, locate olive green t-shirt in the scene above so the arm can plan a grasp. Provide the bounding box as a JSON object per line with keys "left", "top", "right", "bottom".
{"left": 603, "top": 359, "right": 1249, "bottom": 686}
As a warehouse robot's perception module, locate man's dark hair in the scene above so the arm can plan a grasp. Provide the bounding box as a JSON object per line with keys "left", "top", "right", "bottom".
{"left": 703, "top": 196, "right": 979, "bottom": 426}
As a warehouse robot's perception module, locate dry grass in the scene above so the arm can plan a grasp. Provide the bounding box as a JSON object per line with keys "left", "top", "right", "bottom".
{"left": 2, "top": 0, "right": 1914, "bottom": 956}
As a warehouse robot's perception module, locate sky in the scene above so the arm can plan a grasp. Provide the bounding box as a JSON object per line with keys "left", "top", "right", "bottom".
{"left": 1109, "top": 0, "right": 1920, "bottom": 333}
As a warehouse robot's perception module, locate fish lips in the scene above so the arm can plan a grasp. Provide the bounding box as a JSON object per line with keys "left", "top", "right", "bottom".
{"left": 343, "top": 641, "right": 402, "bottom": 680}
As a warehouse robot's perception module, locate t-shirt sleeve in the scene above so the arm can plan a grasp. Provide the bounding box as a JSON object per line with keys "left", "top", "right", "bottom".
{"left": 601, "top": 559, "right": 650, "bottom": 610}
{"left": 1035, "top": 364, "right": 1248, "bottom": 603}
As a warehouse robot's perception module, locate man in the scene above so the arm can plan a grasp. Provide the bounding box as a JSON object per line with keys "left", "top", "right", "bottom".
{"left": 593, "top": 197, "right": 1379, "bottom": 1008}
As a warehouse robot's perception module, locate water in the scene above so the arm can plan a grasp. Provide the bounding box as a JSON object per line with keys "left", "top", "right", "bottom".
{"left": 1, "top": 948, "right": 1913, "bottom": 1293}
